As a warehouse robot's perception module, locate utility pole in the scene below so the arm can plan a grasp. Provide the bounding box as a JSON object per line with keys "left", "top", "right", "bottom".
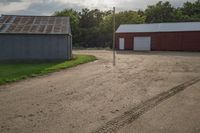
{"left": 113, "top": 7, "right": 116, "bottom": 66}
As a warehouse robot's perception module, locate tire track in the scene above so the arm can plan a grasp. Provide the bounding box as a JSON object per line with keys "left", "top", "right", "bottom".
{"left": 92, "top": 77, "right": 200, "bottom": 133}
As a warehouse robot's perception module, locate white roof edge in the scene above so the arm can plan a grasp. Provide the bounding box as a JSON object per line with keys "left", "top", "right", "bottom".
{"left": 116, "top": 22, "right": 200, "bottom": 33}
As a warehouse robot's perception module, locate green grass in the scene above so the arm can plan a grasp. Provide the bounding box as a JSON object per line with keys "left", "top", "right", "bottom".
{"left": 0, "top": 55, "right": 96, "bottom": 85}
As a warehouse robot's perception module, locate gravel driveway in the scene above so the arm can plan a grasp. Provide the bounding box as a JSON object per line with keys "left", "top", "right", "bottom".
{"left": 0, "top": 50, "right": 200, "bottom": 133}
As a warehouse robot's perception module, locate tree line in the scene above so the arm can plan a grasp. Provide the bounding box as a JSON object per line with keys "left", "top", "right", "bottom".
{"left": 54, "top": 0, "right": 200, "bottom": 48}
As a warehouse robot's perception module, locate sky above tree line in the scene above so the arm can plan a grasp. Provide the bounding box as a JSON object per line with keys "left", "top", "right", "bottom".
{"left": 0, "top": 0, "right": 196, "bottom": 15}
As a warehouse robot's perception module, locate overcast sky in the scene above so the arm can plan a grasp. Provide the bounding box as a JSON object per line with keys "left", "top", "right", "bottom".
{"left": 0, "top": 0, "right": 196, "bottom": 16}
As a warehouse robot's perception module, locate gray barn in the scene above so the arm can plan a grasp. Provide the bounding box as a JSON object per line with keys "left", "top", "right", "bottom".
{"left": 0, "top": 15, "right": 72, "bottom": 61}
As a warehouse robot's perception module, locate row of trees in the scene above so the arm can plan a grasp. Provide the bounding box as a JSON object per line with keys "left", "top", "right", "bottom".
{"left": 54, "top": 0, "right": 200, "bottom": 48}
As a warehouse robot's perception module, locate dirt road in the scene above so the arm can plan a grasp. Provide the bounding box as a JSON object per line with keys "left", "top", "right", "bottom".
{"left": 0, "top": 50, "right": 200, "bottom": 133}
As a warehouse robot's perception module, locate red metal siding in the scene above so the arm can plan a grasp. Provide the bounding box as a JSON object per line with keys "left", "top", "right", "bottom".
{"left": 181, "top": 32, "right": 200, "bottom": 51}
{"left": 152, "top": 32, "right": 182, "bottom": 51}
{"left": 151, "top": 33, "right": 161, "bottom": 50}
{"left": 125, "top": 36, "right": 133, "bottom": 50}
{"left": 116, "top": 31, "right": 200, "bottom": 51}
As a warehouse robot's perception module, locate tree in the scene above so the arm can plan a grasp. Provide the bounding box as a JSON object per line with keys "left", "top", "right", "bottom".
{"left": 181, "top": 0, "right": 200, "bottom": 21}
{"left": 145, "top": 1, "right": 175, "bottom": 23}
{"left": 100, "top": 11, "right": 145, "bottom": 47}
{"left": 53, "top": 0, "right": 200, "bottom": 48}
{"left": 78, "top": 9, "right": 112, "bottom": 47}
{"left": 54, "top": 9, "right": 80, "bottom": 46}
{"left": 79, "top": 8, "right": 106, "bottom": 28}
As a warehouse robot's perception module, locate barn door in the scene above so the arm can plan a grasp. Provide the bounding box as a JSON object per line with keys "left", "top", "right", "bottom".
{"left": 119, "top": 38, "right": 125, "bottom": 50}
{"left": 134, "top": 37, "right": 151, "bottom": 51}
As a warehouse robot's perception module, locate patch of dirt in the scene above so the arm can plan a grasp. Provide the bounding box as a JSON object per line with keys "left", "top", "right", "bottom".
{"left": 92, "top": 77, "right": 200, "bottom": 133}
{"left": 0, "top": 50, "right": 200, "bottom": 133}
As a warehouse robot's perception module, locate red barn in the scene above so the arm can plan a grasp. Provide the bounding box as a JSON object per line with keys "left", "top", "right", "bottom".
{"left": 115, "top": 22, "right": 200, "bottom": 51}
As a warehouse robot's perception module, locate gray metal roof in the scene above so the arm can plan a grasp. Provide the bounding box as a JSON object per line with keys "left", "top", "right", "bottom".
{"left": 116, "top": 22, "right": 200, "bottom": 33}
{"left": 0, "top": 15, "right": 71, "bottom": 35}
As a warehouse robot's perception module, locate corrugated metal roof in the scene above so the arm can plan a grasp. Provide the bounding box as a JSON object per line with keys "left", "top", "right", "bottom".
{"left": 0, "top": 15, "right": 71, "bottom": 35}
{"left": 116, "top": 22, "right": 200, "bottom": 33}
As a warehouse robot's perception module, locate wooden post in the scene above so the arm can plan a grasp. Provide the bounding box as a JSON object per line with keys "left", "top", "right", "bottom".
{"left": 113, "top": 7, "right": 116, "bottom": 66}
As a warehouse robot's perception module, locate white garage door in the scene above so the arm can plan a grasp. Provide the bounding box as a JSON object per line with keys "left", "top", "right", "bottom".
{"left": 134, "top": 37, "right": 151, "bottom": 51}
{"left": 119, "top": 38, "right": 125, "bottom": 50}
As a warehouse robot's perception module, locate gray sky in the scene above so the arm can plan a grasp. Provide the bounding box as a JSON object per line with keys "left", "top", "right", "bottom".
{"left": 0, "top": 0, "right": 196, "bottom": 15}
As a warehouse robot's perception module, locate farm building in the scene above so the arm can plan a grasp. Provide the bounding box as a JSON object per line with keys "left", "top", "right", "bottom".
{"left": 0, "top": 15, "right": 72, "bottom": 61}
{"left": 116, "top": 22, "right": 200, "bottom": 51}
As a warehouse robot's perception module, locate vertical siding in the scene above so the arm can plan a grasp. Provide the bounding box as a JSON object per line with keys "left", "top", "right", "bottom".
{"left": 66, "top": 35, "right": 72, "bottom": 60}
{"left": 162, "top": 33, "right": 175, "bottom": 50}
{"left": 0, "top": 34, "right": 72, "bottom": 60}
{"left": 69, "top": 36, "right": 73, "bottom": 59}
{"left": 181, "top": 32, "right": 200, "bottom": 51}
{"left": 116, "top": 31, "right": 200, "bottom": 51}
{"left": 125, "top": 36, "right": 133, "bottom": 50}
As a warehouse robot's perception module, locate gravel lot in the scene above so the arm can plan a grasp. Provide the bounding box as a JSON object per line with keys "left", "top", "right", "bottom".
{"left": 0, "top": 50, "right": 200, "bottom": 133}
